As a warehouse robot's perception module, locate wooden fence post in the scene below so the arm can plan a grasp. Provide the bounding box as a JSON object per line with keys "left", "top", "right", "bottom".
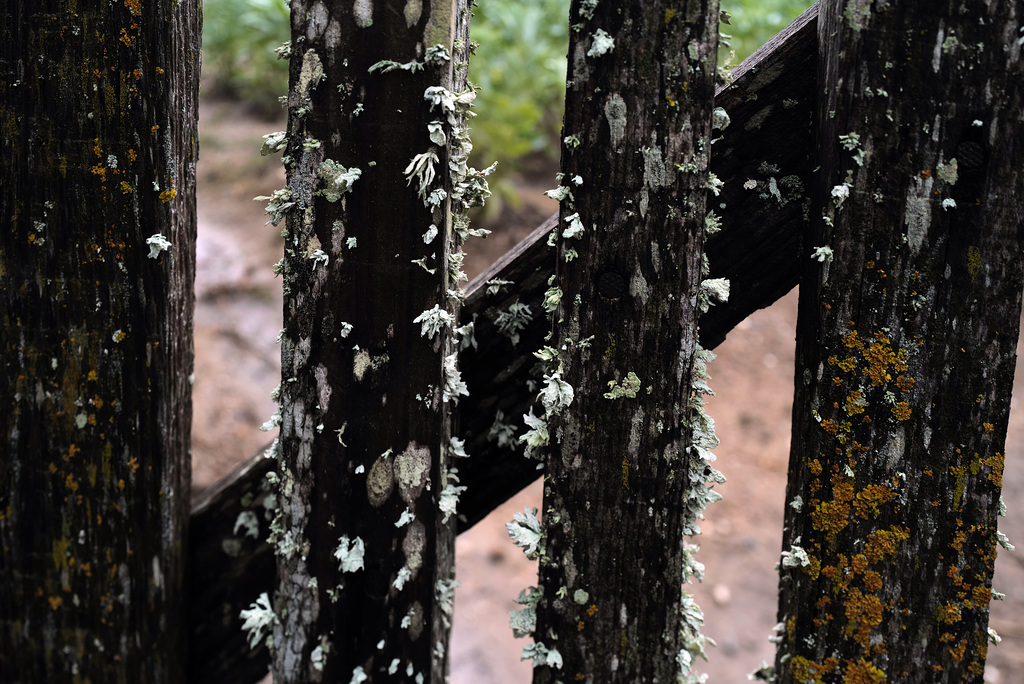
{"left": 263, "top": 2, "right": 478, "bottom": 682}
{"left": 772, "top": 1, "right": 1024, "bottom": 681}
{"left": 525, "top": 1, "right": 721, "bottom": 681}
{"left": 0, "top": 1, "right": 200, "bottom": 681}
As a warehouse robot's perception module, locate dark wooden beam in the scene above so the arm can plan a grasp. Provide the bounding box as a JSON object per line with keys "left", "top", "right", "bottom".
{"left": 187, "top": 5, "right": 818, "bottom": 681}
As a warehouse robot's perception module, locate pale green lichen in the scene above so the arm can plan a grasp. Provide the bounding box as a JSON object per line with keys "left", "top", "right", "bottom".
{"left": 604, "top": 371, "right": 641, "bottom": 399}
{"left": 317, "top": 160, "right": 361, "bottom": 202}
{"left": 506, "top": 507, "right": 542, "bottom": 559}
{"left": 240, "top": 592, "right": 278, "bottom": 650}
{"left": 521, "top": 642, "right": 563, "bottom": 669}
{"left": 494, "top": 301, "right": 533, "bottom": 346}
{"left": 438, "top": 468, "right": 466, "bottom": 522}
{"left": 412, "top": 304, "right": 453, "bottom": 339}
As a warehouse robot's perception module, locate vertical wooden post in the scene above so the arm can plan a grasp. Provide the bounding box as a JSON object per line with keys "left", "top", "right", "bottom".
{"left": 773, "top": 1, "right": 1024, "bottom": 681}
{"left": 266, "top": 1, "right": 477, "bottom": 681}
{"left": 0, "top": 0, "right": 199, "bottom": 681}
{"left": 528, "top": 1, "right": 721, "bottom": 682}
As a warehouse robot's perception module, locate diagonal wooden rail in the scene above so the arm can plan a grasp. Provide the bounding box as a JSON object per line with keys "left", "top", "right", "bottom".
{"left": 188, "top": 5, "right": 818, "bottom": 682}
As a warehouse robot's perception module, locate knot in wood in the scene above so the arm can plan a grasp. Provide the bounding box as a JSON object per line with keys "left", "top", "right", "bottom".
{"left": 597, "top": 271, "right": 627, "bottom": 299}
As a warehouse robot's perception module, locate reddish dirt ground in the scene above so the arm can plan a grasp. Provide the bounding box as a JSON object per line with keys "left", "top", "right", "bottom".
{"left": 192, "top": 98, "right": 1023, "bottom": 682}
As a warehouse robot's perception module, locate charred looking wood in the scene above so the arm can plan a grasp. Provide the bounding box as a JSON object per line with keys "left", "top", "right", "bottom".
{"left": 187, "top": 5, "right": 818, "bottom": 681}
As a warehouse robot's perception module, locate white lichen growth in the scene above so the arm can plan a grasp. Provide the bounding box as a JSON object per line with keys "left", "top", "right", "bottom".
{"left": 413, "top": 305, "right": 454, "bottom": 340}
{"left": 712, "top": 107, "right": 731, "bottom": 131}
{"left": 254, "top": 188, "right": 297, "bottom": 226}
{"left": 239, "top": 592, "right": 278, "bottom": 650}
{"left": 260, "top": 131, "right": 288, "bottom": 156}
{"left": 544, "top": 186, "right": 572, "bottom": 202}
{"left": 506, "top": 506, "right": 543, "bottom": 559}
{"left": 393, "top": 566, "right": 412, "bottom": 591}
{"left": 395, "top": 508, "right": 415, "bottom": 528}
{"left": 234, "top": 511, "right": 260, "bottom": 539}
{"left": 488, "top": 410, "right": 518, "bottom": 450}
{"left": 697, "top": 278, "right": 730, "bottom": 314}
{"left": 562, "top": 212, "right": 585, "bottom": 239}
{"left": 494, "top": 301, "right": 533, "bottom": 346}
{"left": 438, "top": 468, "right": 467, "bottom": 523}
{"left": 146, "top": 233, "right": 171, "bottom": 259}
{"left": 587, "top": 29, "right": 615, "bottom": 58}
{"left": 422, "top": 224, "right": 438, "bottom": 244}
{"left": 403, "top": 150, "right": 439, "bottom": 199}
{"left": 519, "top": 409, "right": 549, "bottom": 460}
{"left": 334, "top": 535, "right": 365, "bottom": 573}
{"left": 317, "top": 160, "right": 362, "bottom": 202}
{"left": 539, "top": 373, "right": 574, "bottom": 415}
{"left": 942, "top": 198, "right": 957, "bottom": 211}
{"left": 443, "top": 352, "right": 469, "bottom": 403}
{"left": 831, "top": 183, "right": 851, "bottom": 207}
{"left": 521, "top": 642, "right": 563, "bottom": 669}
{"left": 677, "top": 594, "right": 714, "bottom": 683}
{"left": 781, "top": 541, "right": 810, "bottom": 568}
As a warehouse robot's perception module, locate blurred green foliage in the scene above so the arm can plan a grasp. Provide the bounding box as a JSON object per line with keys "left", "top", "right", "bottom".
{"left": 720, "top": 0, "right": 815, "bottom": 64}
{"left": 202, "top": 0, "right": 291, "bottom": 116}
{"left": 201, "top": 0, "right": 815, "bottom": 164}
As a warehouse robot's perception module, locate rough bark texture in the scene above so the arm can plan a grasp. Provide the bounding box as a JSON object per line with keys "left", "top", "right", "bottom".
{"left": 774, "top": 1, "right": 1024, "bottom": 681}
{"left": 459, "top": 3, "right": 818, "bottom": 529}
{"left": 268, "top": 2, "right": 474, "bottom": 682}
{"left": 0, "top": 1, "right": 199, "bottom": 682}
{"left": 529, "top": 2, "right": 719, "bottom": 682}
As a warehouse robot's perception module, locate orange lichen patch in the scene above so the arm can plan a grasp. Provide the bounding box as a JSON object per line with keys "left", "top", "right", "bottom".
{"left": 862, "top": 571, "right": 883, "bottom": 592}
{"left": 865, "top": 260, "right": 876, "bottom": 269}
{"left": 806, "top": 555, "right": 821, "bottom": 580}
{"left": 120, "top": 181, "right": 133, "bottom": 194}
{"left": 812, "top": 500, "right": 850, "bottom": 537}
{"left": 843, "top": 657, "right": 886, "bottom": 683}
{"left": 586, "top": 604, "right": 598, "bottom": 617}
{"left": 822, "top": 419, "right": 840, "bottom": 435}
{"left": 159, "top": 189, "right": 176, "bottom": 203}
{"left": 845, "top": 390, "right": 868, "bottom": 415}
{"left": 790, "top": 655, "right": 838, "bottom": 683}
{"left": 864, "top": 526, "right": 910, "bottom": 563}
{"left": 852, "top": 485, "right": 896, "bottom": 519}
{"left": 891, "top": 402, "right": 912, "bottom": 421}
{"left": 127, "top": 148, "right": 137, "bottom": 162}
{"left": 828, "top": 354, "right": 859, "bottom": 374}
{"left": 577, "top": 621, "right": 585, "bottom": 631}
{"left": 895, "top": 375, "right": 915, "bottom": 392}
{"left": 844, "top": 588, "right": 885, "bottom": 647}
{"left": 949, "top": 639, "right": 967, "bottom": 663}
{"left": 809, "top": 459, "right": 823, "bottom": 476}
{"left": 982, "top": 453, "right": 1004, "bottom": 487}
{"left": 862, "top": 338, "right": 908, "bottom": 386}
{"left": 64, "top": 474, "right": 79, "bottom": 491}
{"left": 90, "top": 163, "right": 107, "bottom": 181}
{"left": 48, "top": 596, "right": 62, "bottom": 610}
{"left": 936, "top": 602, "right": 962, "bottom": 624}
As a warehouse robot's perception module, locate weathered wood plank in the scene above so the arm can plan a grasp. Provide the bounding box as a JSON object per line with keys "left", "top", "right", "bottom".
{"left": 456, "top": 1, "right": 819, "bottom": 531}
{"left": 187, "top": 6, "right": 819, "bottom": 680}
